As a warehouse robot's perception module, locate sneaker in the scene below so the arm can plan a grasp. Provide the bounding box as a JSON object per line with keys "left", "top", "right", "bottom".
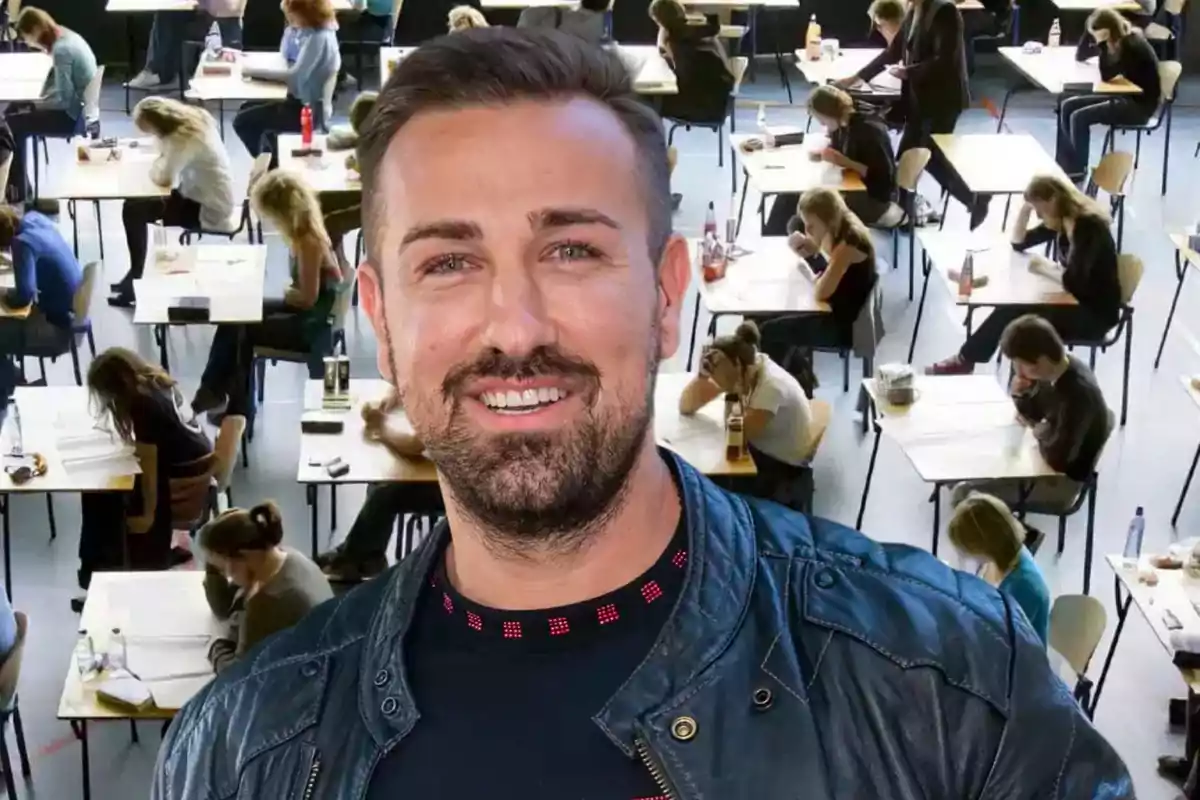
{"left": 322, "top": 554, "right": 388, "bottom": 584}
{"left": 107, "top": 292, "right": 135, "bottom": 308}
{"left": 127, "top": 70, "right": 161, "bottom": 89}
{"left": 925, "top": 354, "right": 974, "bottom": 375}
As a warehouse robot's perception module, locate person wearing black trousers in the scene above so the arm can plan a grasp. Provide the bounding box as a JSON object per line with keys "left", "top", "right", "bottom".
{"left": 839, "top": 0, "right": 990, "bottom": 229}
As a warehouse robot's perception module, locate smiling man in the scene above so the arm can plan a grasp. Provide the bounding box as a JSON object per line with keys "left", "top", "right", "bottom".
{"left": 153, "top": 28, "right": 1132, "bottom": 800}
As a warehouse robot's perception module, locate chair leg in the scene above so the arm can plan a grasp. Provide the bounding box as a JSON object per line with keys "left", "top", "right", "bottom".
{"left": 255, "top": 359, "right": 266, "bottom": 404}
{"left": 1057, "top": 515, "right": 1067, "bottom": 555}
{"left": 717, "top": 125, "right": 724, "bottom": 169}
{"left": 0, "top": 726, "right": 16, "bottom": 800}
{"left": 1161, "top": 107, "right": 1173, "bottom": 196}
{"left": 1133, "top": 130, "right": 1142, "bottom": 167}
{"left": 47, "top": 493, "right": 57, "bottom": 541}
{"left": 1120, "top": 313, "right": 1132, "bottom": 427}
{"left": 13, "top": 705, "right": 30, "bottom": 776}
{"left": 94, "top": 200, "right": 104, "bottom": 259}
{"left": 70, "top": 340, "right": 83, "bottom": 385}
{"left": 842, "top": 351, "right": 850, "bottom": 392}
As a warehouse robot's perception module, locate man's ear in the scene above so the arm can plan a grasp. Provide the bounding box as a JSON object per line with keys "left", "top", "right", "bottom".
{"left": 655, "top": 234, "right": 692, "bottom": 361}
{"left": 357, "top": 261, "right": 396, "bottom": 385}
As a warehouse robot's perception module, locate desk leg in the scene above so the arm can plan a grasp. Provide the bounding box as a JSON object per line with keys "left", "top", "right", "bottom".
{"left": 1173, "top": 440, "right": 1200, "bottom": 527}
{"left": 930, "top": 483, "right": 942, "bottom": 557}
{"left": 1090, "top": 575, "right": 1131, "bottom": 716}
{"left": 125, "top": 16, "right": 135, "bottom": 116}
{"left": 219, "top": 101, "right": 226, "bottom": 141}
{"left": 307, "top": 484, "right": 319, "bottom": 559}
{"left": 906, "top": 252, "right": 932, "bottom": 363}
{"left": 155, "top": 325, "right": 169, "bottom": 372}
{"left": 855, "top": 426, "right": 881, "bottom": 531}
{"left": 1083, "top": 479, "right": 1097, "bottom": 595}
{"left": 1, "top": 495, "right": 10, "bottom": 602}
{"left": 734, "top": 168, "right": 750, "bottom": 239}
{"left": 78, "top": 719, "right": 91, "bottom": 800}
{"left": 764, "top": 11, "right": 792, "bottom": 104}
{"left": 747, "top": 7, "right": 758, "bottom": 82}
{"left": 1155, "top": 251, "right": 1186, "bottom": 369}
{"left": 69, "top": 201, "right": 79, "bottom": 260}
{"left": 964, "top": 306, "right": 975, "bottom": 338}
{"left": 685, "top": 294, "right": 703, "bottom": 371}
{"left": 330, "top": 485, "right": 337, "bottom": 532}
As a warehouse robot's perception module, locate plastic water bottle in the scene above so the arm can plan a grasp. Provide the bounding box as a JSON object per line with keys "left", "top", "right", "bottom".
{"left": 107, "top": 627, "right": 127, "bottom": 672}
{"left": 958, "top": 251, "right": 974, "bottom": 297}
{"left": 703, "top": 202, "right": 717, "bottom": 240}
{"left": 1048, "top": 18, "right": 1061, "bottom": 48}
{"left": 756, "top": 103, "right": 774, "bottom": 149}
{"left": 805, "top": 14, "right": 822, "bottom": 60}
{"left": 1122, "top": 507, "right": 1145, "bottom": 567}
{"left": 300, "top": 105, "right": 314, "bottom": 147}
{"left": 74, "top": 630, "right": 96, "bottom": 678}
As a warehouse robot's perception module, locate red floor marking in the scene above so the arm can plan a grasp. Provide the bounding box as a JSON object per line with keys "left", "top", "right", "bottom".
{"left": 33, "top": 731, "right": 78, "bottom": 760}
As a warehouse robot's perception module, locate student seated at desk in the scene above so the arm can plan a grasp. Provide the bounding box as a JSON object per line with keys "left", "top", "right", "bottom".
{"left": 201, "top": 501, "right": 333, "bottom": 672}
{"left": 1060, "top": 9, "right": 1160, "bottom": 179}
{"left": 0, "top": 205, "right": 82, "bottom": 403}
{"left": 5, "top": 8, "right": 98, "bottom": 204}
{"left": 317, "top": 390, "right": 425, "bottom": 582}
{"left": 448, "top": 6, "right": 489, "bottom": 32}
{"left": 759, "top": 188, "right": 877, "bottom": 369}
{"left": 518, "top": 0, "right": 609, "bottom": 45}
{"left": 78, "top": 348, "right": 214, "bottom": 590}
{"left": 127, "top": 0, "right": 247, "bottom": 91}
{"left": 192, "top": 170, "right": 346, "bottom": 418}
{"left": 109, "top": 98, "right": 237, "bottom": 308}
{"left": 948, "top": 490, "right": 1051, "bottom": 646}
{"left": 764, "top": 85, "right": 897, "bottom": 235}
{"left": 927, "top": 175, "right": 1121, "bottom": 375}
{"left": 232, "top": 0, "right": 341, "bottom": 163}
{"left": 956, "top": 314, "right": 1113, "bottom": 512}
{"left": 680, "top": 321, "right": 815, "bottom": 510}
{"left": 649, "top": 0, "right": 735, "bottom": 126}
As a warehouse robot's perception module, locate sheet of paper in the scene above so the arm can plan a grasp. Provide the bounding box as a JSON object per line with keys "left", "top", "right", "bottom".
{"left": 91, "top": 575, "right": 225, "bottom": 639}
{"left": 126, "top": 638, "right": 214, "bottom": 681}
{"left": 147, "top": 674, "right": 214, "bottom": 711}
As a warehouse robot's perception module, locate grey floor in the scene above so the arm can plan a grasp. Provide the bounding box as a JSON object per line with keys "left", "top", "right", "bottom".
{"left": 3, "top": 55, "right": 1200, "bottom": 797}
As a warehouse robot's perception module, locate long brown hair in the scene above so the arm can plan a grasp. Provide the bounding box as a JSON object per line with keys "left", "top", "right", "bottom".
{"left": 797, "top": 187, "right": 877, "bottom": 264}
{"left": 284, "top": 0, "right": 334, "bottom": 28}
{"left": 15, "top": 7, "right": 57, "bottom": 49}
{"left": 1023, "top": 174, "right": 1110, "bottom": 226}
{"left": 86, "top": 347, "right": 178, "bottom": 443}
{"left": 948, "top": 492, "right": 1025, "bottom": 572}
{"left": 1086, "top": 7, "right": 1133, "bottom": 46}
{"left": 252, "top": 169, "right": 331, "bottom": 248}
{"left": 133, "top": 97, "right": 213, "bottom": 143}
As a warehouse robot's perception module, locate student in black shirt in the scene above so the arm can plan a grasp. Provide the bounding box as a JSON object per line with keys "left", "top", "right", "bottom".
{"left": 760, "top": 187, "right": 877, "bottom": 364}
{"left": 77, "top": 348, "right": 214, "bottom": 589}
{"left": 649, "top": 0, "right": 734, "bottom": 125}
{"left": 928, "top": 174, "right": 1121, "bottom": 374}
{"left": 954, "top": 314, "right": 1113, "bottom": 511}
{"left": 1060, "top": 9, "right": 1161, "bottom": 178}
{"left": 765, "top": 85, "right": 897, "bottom": 235}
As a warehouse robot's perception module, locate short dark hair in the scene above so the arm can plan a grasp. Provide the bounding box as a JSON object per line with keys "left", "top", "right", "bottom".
{"left": 868, "top": 0, "right": 906, "bottom": 24}
{"left": 357, "top": 27, "right": 671, "bottom": 268}
{"left": 1000, "top": 314, "right": 1066, "bottom": 363}
{"left": 0, "top": 206, "right": 21, "bottom": 248}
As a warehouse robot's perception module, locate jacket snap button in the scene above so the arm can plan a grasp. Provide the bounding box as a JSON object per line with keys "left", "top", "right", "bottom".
{"left": 300, "top": 661, "right": 319, "bottom": 678}
{"left": 752, "top": 687, "right": 774, "bottom": 711}
{"left": 373, "top": 669, "right": 390, "bottom": 688}
{"left": 670, "top": 716, "right": 698, "bottom": 742}
{"left": 815, "top": 569, "right": 837, "bottom": 589}
{"left": 380, "top": 696, "right": 399, "bottom": 716}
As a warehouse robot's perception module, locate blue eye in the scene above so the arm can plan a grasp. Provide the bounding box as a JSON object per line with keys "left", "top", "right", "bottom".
{"left": 549, "top": 241, "right": 601, "bottom": 261}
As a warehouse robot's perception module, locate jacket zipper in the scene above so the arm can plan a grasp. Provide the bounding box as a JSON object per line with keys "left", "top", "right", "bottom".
{"left": 301, "top": 752, "right": 321, "bottom": 800}
{"left": 635, "top": 737, "right": 680, "bottom": 800}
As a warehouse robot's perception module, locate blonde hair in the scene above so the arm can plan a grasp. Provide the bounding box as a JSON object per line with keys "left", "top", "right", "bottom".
{"left": 133, "top": 97, "right": 213, "bottom": 143}
{"left": 947, "top": 492, "right": 1025, "bottom": 572}
{"left": 807, "top": 85, "right": 855, "bottom": 123}
{"left": 707, "top": 320, "right": 760, "bottom": 370}
{"left": 252, "top": 170, "right": 330, "bottom": 247}
{"left": 797, "top": 187, "right": 876, "bottom": 262}
{"left": 448, "top": 5, "right": 488, "bottom": 31}
{"left": 868, "top": 0, "right": 906, "bottom": 24}
{"left": 1087, "top": 7, "right": 1133, "bottom": 41}
{"left": 1024, "top": 174, "right": 1110, "bottom": 225}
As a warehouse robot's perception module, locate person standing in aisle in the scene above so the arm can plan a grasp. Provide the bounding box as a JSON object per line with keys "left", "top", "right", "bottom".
{"left": 838, "top": 0, "right": 989, "bottom": 229}
{"left": 127, "top": 0, "right": 247, "bottom": 91}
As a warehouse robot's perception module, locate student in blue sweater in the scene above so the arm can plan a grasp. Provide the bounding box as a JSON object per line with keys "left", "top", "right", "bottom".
{"left": 0, "top": 205, "right": 83, "bottom": 402}
{"left": 232, "top": 0, "right": 341, "bottom": 164}
{"left": 949, "top": 490, "right": 1051, "bottom": 646}
{"left": 6, "top": 8, "right": 98, "bottom": 203}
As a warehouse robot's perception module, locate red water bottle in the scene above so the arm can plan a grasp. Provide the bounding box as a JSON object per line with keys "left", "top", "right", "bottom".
{"left": 300, "top": 105, "right": 313, "bottom": 147}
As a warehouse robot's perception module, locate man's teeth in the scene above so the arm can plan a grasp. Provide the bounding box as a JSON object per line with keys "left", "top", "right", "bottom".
{"left": 480, "top": 387, "right": 566, "bottom": 411}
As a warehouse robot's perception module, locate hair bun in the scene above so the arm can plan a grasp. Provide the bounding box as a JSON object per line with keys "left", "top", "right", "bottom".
{"left": 249, "top": 501, "right": 284, "bottom": 546}
{"left": 735, "top": 320, "right": 761, "bottom": 348}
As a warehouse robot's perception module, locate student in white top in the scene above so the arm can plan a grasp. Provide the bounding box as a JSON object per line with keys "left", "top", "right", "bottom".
{"left": 679, "top": 321, "right": 814, "bottom": 508}
{"left": 110, "top": 98, "right": 236, "bottom": 308}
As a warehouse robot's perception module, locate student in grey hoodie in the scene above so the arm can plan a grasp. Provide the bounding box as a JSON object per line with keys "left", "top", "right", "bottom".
{"left": 517, "top": 0, "right": 610, "bottom": 45}
{"left": 232, "top": 0, "right": 341, "bottom": 164}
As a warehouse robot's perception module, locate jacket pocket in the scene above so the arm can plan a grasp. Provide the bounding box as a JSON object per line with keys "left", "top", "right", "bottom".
{"left": 234, "top": 740, "right": 323, "bottom": 800}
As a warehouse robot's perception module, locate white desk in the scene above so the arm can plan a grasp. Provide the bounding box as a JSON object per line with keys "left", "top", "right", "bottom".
{"left": 1154, "top": 234, "right": 1200, "bottom": 370}
{"left": 277, "top": 134, "right": 362, "bottom": 195}
{"left": 998, "top": 47, "right": 1142, "bottom": 95}
{"left": 793, "top": 48, "right": 896, "bottom": 92}
{"left": 933, "top": 133, "right": 1069, "bottom": 197}
{"left": 43, "top": 139, "right": 167, "bottom": 202}
{"left": 1049, "top": 0, "right": 1143, "bottom": 10}
{"left": 0, "top": 52, "right": 53, "bottom": 102}
{"left": 184, "top": 51, "right": 290, "bottom": 134}
{"left": 612, "top": 45, "right": 679, "bottom": 95}
{"left": 1171, "top": 377, "right": 1200, "bottom": 527}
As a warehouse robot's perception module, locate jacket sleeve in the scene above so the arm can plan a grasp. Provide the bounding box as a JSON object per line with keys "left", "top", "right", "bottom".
{"left": 1059, "top": 217, "right": 1114, "bottom": 302}
{"left": 150, "top": 680, "right": 223, "bottom": 800}
{"left": 6, "top": 238, "right": 36, "bottom": 309}
{"left": 1011, "top": 224, "right": 1056, "bottom": 252}
{"left": 904, "top": 5, "right": 963, "bottom": 81}
{"left": 977, "top": 595, "right": 1134, "bottom": 798}
{"left": 1075, "top": 35, "right": 1097, "bottom": 63}
{"left": 858, "top": 27, "right": 903, "bottom": 81}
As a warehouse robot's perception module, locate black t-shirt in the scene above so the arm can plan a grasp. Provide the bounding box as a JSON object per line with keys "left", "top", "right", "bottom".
{"left": 127, "top": 385, "right": 212, "bottom": 520}
{"left": 365, "top": 520, "right": 688, "bottom": 799}
{"left": 831, "top": 115, "right": 896, "bottom": 205}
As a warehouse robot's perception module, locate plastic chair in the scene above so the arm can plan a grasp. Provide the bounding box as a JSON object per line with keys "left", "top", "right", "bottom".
{"left": 1144, "top": 0, "right": 1187, "bottom": 60}
{"left": 180, "top": 153, "right": 270, "bottom": 247}
{"left": 872, "top": 147, "right": 930, "bottom": 301}
{"left": 1048, "top": 595, "right": 1107, "bottom": 717}
{"left": 1085, "top": 151, "right": 1133, "bottom": 251}
{"left": 35, "top": 261, "right": 98, "bottom": 386}
{"left": 665, "top": 56, "right": 748, "bottom": 194}
{"left": 798, "top": 399, "right": 831, "bottom": 464}
{"left": 0, "top": 611, "right": 32, "bottom": 799}
{"left": 0, "top": 152, "right": 12, "bottom": 204}
{"left": 1062, "top": 254, "right": 1143, "bottom": 427}
{"left": 1101, "top": 60, "right": 1182, "bottom": 196}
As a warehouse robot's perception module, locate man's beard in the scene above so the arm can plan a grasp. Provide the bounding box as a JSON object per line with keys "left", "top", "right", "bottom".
{"left": 400, "top": 339, "right": 659, "bottom": 554}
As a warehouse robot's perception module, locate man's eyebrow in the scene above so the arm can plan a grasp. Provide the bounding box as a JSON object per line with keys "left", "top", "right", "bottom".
{"left": 528, "top": 207, "right": 621, "bottom": 232}
{"left": 399, "top": 220, "right": 484, "bottom": 250}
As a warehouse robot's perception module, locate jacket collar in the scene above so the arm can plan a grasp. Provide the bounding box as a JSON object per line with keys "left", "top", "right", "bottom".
{"left": 356, "top": 451, "right": 759, "bottom": 751}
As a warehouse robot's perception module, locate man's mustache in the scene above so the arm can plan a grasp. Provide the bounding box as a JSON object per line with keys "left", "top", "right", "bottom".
{"left": 441, "top": 346, "right": 601, "bottom": 402}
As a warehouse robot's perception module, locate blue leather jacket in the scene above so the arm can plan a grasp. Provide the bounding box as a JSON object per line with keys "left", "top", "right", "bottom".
{"left": 153, "top": 454, "right": 1132, "bottom": 799}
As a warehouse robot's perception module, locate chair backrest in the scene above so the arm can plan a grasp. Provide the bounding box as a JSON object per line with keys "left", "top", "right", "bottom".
{"left": 1090, "top": 151, "right": 1133, "bottom": 197}
{"left": 667, "top": 145, "right": 678, "bottom": 178}
{"left": 5, "top": 0, "right": 19, "bottom": 29}
{"left": 330, "top": 271, "right": 357, "bottom": 333}
{"left": 212, "top": 414, "right": 246, "bottom": 493}
{"left": 73, "top": 261, "right": 98, "bottom": 323}
{"left": 730, "top": 56, "right": 749, "bottom": 97}
{"left": 168, "top": 451, "right": 218, "bottom": 528}
{"left": 1159, "top": 60, "right": 1182, "bottom": 102}
{"left": 1049, "top": 595, "right": 1107, "bottom": 677}
{"left": 896, "top": 148, "right": 931, "bottom": 192}
{"left": 82, "top": 65, "right": 105, "bottom": 124}
{"left": 0, "top": 611, "right": 27, "bottom": 711}
{"left": 1163, "top": 0, "right": 1186, "bottom": 15}
{"left": 0, "top": 152, "right": 12, "bottom": 203}
{"left": 1117, "top": 253, "right": 1144, "bottom": 305}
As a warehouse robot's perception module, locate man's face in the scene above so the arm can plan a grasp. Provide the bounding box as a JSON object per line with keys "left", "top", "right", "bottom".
{"left": 359, "top": 97, "right": 689, "bottom": 543}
